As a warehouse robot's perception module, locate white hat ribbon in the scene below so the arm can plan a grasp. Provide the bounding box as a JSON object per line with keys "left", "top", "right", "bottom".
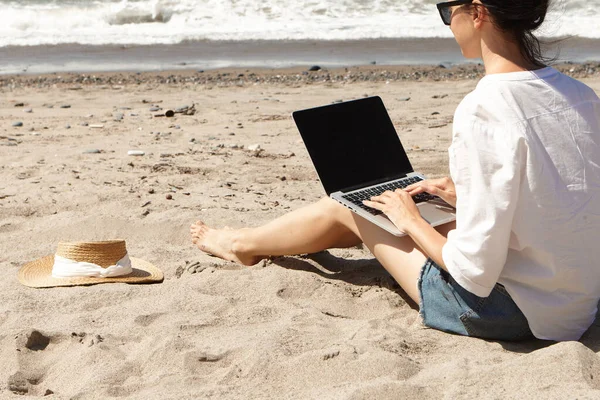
{"left": 52, "top": 253, "right": 133, "bottom": 278}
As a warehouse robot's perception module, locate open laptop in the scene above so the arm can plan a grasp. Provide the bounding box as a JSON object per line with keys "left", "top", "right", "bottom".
{"left": 292, "top": 96, "right": 456, "bottom": 237}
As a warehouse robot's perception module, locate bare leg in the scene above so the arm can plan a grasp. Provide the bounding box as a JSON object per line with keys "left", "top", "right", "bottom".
{"left": 190, "top": 197, "right": 455, "bottom": 303}
{"left": 190, "top": 197, "right": 361, "bottom": 265}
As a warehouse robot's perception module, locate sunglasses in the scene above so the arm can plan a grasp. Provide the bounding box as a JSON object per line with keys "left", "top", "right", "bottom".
{"left": 436, "top": 0, "right": 474, "bottom": 25}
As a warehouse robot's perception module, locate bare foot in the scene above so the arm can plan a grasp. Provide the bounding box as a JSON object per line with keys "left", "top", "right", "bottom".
{"left": 190, "top": 221, "right": 262, "bottom": 266}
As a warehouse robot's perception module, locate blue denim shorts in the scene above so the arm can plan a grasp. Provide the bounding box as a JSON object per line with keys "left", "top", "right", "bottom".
{"left": 418, "top": 259, "right": 533, "bottom": 341}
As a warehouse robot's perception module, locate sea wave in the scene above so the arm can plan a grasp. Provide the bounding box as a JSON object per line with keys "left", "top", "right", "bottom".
{"left": 0, "top": 0, "right": 598, "bottom": 47}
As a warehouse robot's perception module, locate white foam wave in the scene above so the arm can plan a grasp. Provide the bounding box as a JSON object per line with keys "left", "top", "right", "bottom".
{"left": 0, "top": 0, "right": 598, "bottom": 47}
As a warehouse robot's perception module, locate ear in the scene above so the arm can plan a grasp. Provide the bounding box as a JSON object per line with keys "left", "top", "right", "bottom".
{"left": 472, "top": 4, "right": 487, "bottom": 29}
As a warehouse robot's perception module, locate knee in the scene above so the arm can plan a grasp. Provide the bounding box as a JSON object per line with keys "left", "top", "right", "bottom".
{"left": 316, "top": 197, "right": 351, "bottom": 221}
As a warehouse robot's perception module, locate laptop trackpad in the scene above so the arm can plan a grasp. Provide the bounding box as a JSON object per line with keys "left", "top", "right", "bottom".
{"left": 418, "top": 201, "right": 456, "bottom": 224}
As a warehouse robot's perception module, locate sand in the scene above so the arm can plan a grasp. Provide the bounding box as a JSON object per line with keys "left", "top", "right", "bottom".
{"left": 2, "top": 66, "right": 600, "bottom": 399}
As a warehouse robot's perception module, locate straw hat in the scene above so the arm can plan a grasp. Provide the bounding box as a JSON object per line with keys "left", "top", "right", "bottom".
{"left": 19, "top": 240, "right": 163, "bottom": 288}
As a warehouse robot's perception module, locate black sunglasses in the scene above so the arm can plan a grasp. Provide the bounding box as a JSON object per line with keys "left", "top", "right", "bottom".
{"left": 436, "top": 0, "right": 474, "bottom": 25}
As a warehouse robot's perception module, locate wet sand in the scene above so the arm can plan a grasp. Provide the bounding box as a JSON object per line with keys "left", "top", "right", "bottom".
{"left": 2, "top": 36, "right": 600, "bottom": 75}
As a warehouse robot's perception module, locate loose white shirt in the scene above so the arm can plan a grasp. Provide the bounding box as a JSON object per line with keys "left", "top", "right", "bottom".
{"left": 442, "top": 67, "right": 600, "bottom": 341}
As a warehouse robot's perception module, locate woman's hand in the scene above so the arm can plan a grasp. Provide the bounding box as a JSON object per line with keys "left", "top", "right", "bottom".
{"left": 363, "top": 189, "right": 424, "bottom": 234}
{"left": 405, "top": 177, "right": 457, "bottom": 208}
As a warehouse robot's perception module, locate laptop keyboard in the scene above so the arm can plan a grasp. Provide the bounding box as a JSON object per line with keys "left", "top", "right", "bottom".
{"left": 341, "top": 176, "right": 436, "bottom": 216}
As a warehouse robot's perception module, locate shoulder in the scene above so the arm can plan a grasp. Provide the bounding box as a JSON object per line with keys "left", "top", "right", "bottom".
{"left": 453, "top": 80, "right": 521, "bottom": 130}
{"left": 452, "top": 83, "right": 529, "bottom": 155}
{"left": 546, "top": 70, "right": 599, "bottom": 97}
{"left": 453, "top": 84, "right": 523, "bottom": 140}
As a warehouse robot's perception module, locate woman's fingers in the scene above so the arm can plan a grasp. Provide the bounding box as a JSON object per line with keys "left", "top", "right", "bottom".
{"left": 370, "top": 191, "right": 393, "bottom": 201}
{"left": 365, "top": 190, "right": 396, "bottom": 207}
{"left": 407, "top": 183, "right": 439, "bottom": 197}
{"left": 363, "top": 199, "right": 384, "bottom": 210}
{"left": 405, "top": 185, "right": 426, "bottom": 195}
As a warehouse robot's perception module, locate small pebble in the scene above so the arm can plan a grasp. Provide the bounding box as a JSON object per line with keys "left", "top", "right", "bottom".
{"left": 24, "top": 108, "right": 33, "bottom": 113}
{"left": 308, "top": 65, "right": 322, "bottom": 71}
{"left": 247, "top": 144, "right": 261, "bottom": 151}
{"left": 113, "top": 113, "right": 124, "bottom": 121}
{"left": 14, "top": 103, "right": 24, "bottom": 107}
{"left": 83, "top": 149, "right": 101, "bottom": 154}
{"left": 80, "top": 122, "right": 89, "bottom": 127}
{"left": 65, "top": 124, "right": 71, "bottom": 129}
{"left": 149, "top": 107, "right": 160, "bottom": 112}
{"left": 12, "top": 121, "right": 23, "bottom": 127}
{"left": 128, "top": 150, "right": 145, "bottom": 156}
{"left": 166, "top": 194, "right": 173, "bottom": 200}
{"left": 60, "top": 104, "right": 71, "bottom": 109}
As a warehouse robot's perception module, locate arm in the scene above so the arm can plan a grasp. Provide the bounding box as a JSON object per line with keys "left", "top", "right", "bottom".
{"left": 366, "top": 121, "right": 526, "bottom": 297}
{"left": 441, "top": 122, "right": 526, "bottom": 297}
{"left": 405, "top": 177, "right": 457, "bottom": 208}
{"left": 363, "top": 189, "right": 448, "bottom": 269}
{"left": 405, "top": 217, "right": 448, "bottom": 270}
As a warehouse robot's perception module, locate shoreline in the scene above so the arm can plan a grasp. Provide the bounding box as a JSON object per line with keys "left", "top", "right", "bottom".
{"left": 1, "top": 62, "right": 599, "bottom": 90}
{"left": 1, "top": 37, "right": 600, "bottom": 76}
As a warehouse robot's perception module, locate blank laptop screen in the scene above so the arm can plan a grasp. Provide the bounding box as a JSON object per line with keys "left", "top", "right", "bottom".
{"left": 293, "top": 96, "right": 413, "bottom": 195}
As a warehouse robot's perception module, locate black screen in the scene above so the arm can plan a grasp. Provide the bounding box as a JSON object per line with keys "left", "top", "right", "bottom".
{"left": 293, "top": 96, "right": 413, "bottom": 195}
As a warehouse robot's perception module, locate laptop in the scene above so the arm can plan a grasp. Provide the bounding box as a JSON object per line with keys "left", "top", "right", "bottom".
{"left": 292, "top": 96, "right": 456, "bottom": 237}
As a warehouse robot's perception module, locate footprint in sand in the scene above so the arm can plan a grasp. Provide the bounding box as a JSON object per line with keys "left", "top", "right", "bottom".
{"left": 176, "top": 260, "right": 245, "bottom": 279}
{"left": 9, "top": 330, "right": 53, "bottom": 396}
{"left": 184, "top": 349, "right": 231, "bottom": 377}
{"left": 322, "top": 348, "right": 341, "bottom": 361}
{"left": 134, "top": 312, "right": 165, "bottom": 327}
{"left": 9, "top": 329, "right": 112, "bottom": 396}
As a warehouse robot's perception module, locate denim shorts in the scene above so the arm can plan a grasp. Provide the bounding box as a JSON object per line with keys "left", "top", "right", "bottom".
{"left": 418, "top": 259, "right": 533, "bottom": 341}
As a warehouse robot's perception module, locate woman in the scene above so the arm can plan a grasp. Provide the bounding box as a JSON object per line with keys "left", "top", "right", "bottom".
{"left": 191, "top": 0, "right": 600, "bottom": 342}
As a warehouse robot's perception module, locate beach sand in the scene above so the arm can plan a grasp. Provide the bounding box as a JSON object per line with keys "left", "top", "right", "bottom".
{"left": 2, "top": 65, "right": 600, "bottom": 399}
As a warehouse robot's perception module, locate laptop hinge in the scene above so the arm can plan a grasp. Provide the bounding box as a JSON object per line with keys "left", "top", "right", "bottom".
{"left": 340, "top": 174, "right": 412, "bottom": 193}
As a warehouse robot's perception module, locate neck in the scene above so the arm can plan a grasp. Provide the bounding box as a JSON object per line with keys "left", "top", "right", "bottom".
{"left": 480, "top": 33, "right": 543, "bottom": 75}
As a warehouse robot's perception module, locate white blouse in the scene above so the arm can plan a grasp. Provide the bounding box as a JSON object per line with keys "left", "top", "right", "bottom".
{"left": 442, "top": 67, "right": 600, "bottom": 341}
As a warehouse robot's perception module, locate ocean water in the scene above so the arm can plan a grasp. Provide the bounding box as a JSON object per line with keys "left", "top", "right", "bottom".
{"left": 1, "top": 0, "right": 599, "bottom": 47}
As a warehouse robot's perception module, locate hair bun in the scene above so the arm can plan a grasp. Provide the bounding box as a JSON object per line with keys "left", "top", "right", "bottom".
{"left": 479, "top": 0, "right": 551, "bottom": 68}
{"left": 525, "top": 14, "right": 545, "bottom": 31}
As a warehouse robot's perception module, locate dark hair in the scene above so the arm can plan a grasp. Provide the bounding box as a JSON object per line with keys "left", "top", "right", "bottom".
{"left": 477, "top": 0, "right": 551, "bottom": 68}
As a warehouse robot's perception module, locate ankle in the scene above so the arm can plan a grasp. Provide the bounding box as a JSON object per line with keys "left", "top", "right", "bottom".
{"left": 230, "top": 229, "right": 253, "bottom": 258}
